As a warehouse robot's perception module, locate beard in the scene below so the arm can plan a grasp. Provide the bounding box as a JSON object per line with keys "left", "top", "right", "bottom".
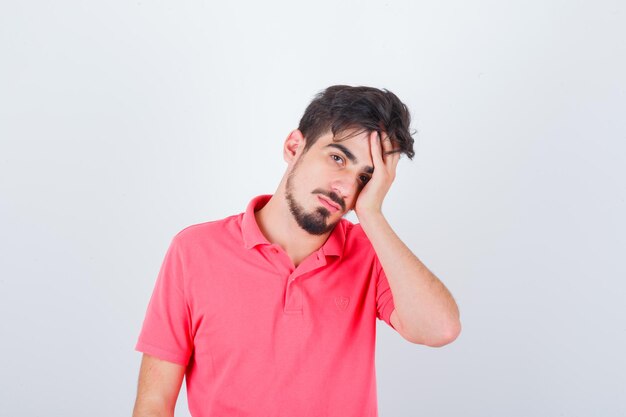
{"left": 284, "top": 166, "right": 342, "bottom": 236}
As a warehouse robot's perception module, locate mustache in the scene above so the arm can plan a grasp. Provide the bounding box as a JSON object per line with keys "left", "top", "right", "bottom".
{"left": 312, "top": 189, "right": 346, "bottom": 211}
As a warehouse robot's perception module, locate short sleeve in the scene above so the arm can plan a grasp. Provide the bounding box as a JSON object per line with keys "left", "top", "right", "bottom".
{"left": 374, "top": 254, "right": 397, "bottom": 331}
{"left": 135, "top": 235, "right": 193, "bottom": 366}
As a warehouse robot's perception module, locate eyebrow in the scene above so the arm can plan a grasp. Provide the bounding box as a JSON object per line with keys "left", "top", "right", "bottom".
{"left": 325, "top": 143, "right": 374, "bottom": 174}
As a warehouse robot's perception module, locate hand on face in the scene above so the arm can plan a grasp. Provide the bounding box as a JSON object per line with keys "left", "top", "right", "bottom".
{"left": 354, "top": 130, "right": 400, "bottom": 218}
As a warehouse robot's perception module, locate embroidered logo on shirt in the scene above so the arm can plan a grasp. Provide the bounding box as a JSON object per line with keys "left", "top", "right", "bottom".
{"left": 335, "top": 296, "right": 349, "bottom": 311}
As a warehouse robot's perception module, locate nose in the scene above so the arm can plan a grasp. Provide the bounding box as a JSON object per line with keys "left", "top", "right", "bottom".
{"left": 330, "top": 172, "right": 358, "bottom": 204}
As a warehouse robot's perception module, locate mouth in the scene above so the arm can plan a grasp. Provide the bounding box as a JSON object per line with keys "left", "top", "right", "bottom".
{"left": 317, "top": 195, "right": 341, "bottom": 212}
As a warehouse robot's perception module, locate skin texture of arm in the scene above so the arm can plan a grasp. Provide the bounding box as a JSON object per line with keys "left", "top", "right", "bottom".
{"left": 132, "top": 354, "right": 186, "bottom": 417}
{"left": 356, "top": 131, "right": 461, "bottom": 346}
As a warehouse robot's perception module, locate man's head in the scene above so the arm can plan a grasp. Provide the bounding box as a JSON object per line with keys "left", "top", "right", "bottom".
{"left": 298, "top": 85, "right": 415, "bottom": 160}
{"left": 281, "top": 85, "right": 415, "bottom": 235}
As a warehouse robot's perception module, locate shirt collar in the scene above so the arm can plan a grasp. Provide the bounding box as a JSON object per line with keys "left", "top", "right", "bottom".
{"left": 241, "top": 194, "right": 347, "bottom": 258}
{"left": 241, "top": 194, "right": 273, "bottom": 249}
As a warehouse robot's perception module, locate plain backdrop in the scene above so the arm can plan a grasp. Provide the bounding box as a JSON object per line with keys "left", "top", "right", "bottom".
{"left": 1, "top": 1, "right": 625, "bottom": 416}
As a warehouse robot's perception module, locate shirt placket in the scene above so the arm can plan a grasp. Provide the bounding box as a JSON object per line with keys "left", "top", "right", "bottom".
{"left": 264, "top": 248, "right": 325, "bottom": 316}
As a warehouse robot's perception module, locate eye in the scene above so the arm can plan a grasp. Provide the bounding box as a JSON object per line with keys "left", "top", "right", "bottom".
{"left": 359, "top": 175, "right": 371, "bottom": 185}
{"left": 331, "top": 154, "right": 344, "bottom": 164}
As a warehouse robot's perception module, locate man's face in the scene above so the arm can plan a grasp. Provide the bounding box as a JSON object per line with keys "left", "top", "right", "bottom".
{"left": 284, "top": 129, "right": 375, "bottom": 235}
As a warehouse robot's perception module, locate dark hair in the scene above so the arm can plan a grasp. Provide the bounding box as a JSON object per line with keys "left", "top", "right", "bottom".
{"left": 298, "top": 85, "right": 415, "bottom": 159}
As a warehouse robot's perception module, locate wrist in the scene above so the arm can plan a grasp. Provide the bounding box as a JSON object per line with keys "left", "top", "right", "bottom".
{"left": 356, "top": 208, "right": 385, "bottom": 225}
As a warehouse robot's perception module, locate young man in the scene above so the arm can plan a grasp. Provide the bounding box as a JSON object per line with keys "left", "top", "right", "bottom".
{"left": 133, "top": 85, "right": 461, "bottom": 417}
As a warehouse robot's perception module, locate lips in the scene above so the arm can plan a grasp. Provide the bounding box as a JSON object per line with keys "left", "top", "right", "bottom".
{"left": 317, "top": 195, "right": 340, "bottom": 212}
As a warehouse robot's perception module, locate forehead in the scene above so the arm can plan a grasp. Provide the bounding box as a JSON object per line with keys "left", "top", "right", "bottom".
{"left": 315, "top": 128, "right": 371, "bottom": 151}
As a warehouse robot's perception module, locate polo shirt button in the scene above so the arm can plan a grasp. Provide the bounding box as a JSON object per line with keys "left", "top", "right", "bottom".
{"left": 270, "top": 247, "right": 279, "bottom": 254}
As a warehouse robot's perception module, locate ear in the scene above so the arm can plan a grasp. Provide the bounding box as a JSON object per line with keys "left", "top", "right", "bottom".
{"left": 283, "top": 129, "right": 305, "bottom": 164}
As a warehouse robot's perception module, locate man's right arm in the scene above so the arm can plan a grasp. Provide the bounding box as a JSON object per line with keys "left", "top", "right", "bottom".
{"left": 132, "top": 354, "right": 186, "bottom": 417}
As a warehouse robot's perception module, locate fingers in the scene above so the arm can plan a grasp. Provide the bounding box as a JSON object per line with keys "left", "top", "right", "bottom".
{"left": 377, "top": 131, "right": 400, "bottom": 167}
{"left": 369, "top": 130, "right": 401, "bottom": 179}
{"left": 380, "top": 131, "right": 392, "bottom": 156}
{"left": 370, "top": 130, "right": 384, "bottom": 167}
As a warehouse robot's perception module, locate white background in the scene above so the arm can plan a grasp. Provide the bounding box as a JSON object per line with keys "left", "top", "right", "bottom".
{"left": 1, "top": 1, "right": 625, "bottom": 416}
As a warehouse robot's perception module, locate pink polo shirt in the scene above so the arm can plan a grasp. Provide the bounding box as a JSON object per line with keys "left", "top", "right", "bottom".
{"left": 135, "top": 194, "right": 397, "bottom": 417}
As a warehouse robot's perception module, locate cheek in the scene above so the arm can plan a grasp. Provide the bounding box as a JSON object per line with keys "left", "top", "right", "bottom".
{"left": 292, "top": 167, "right": 323, "bottom": 190}
{"left": 305, "top": 161, "right": 333, "bottom": 182}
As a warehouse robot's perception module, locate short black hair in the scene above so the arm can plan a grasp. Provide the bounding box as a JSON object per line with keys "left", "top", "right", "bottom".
{"left": 298, "top": 85, "right": 415, "bottom": 159}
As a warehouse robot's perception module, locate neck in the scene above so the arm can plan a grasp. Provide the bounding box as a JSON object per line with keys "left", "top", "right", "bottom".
{"left": 255, "top": 186, "right": 332, "bottom": 267}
